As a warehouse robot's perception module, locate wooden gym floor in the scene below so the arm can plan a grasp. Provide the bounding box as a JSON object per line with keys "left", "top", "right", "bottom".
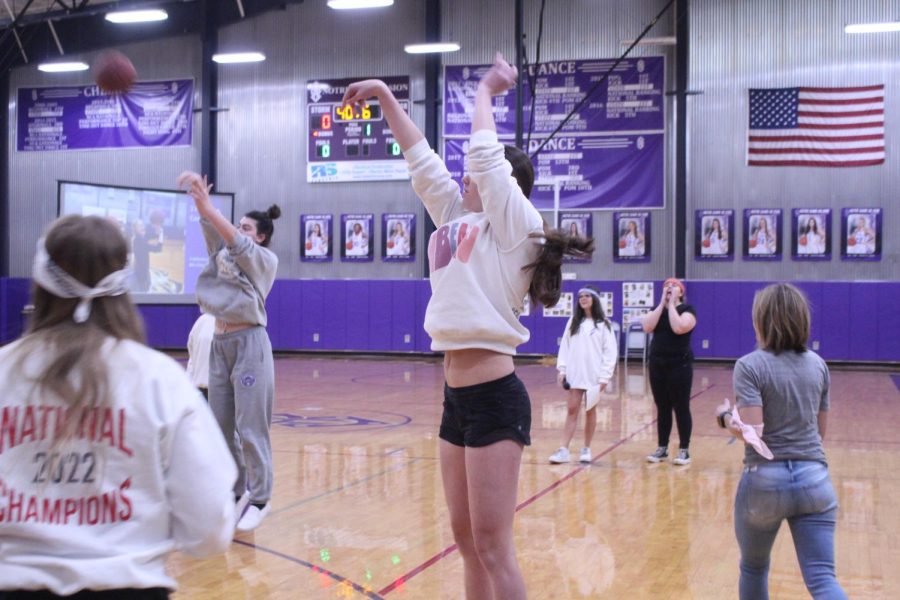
{"left": 167, "top": 355, "right": 900, "bottom": 599}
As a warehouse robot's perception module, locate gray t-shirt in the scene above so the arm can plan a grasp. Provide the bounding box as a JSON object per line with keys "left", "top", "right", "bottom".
{"left": 733, "top": 349, "right": 829, "bottom": 466}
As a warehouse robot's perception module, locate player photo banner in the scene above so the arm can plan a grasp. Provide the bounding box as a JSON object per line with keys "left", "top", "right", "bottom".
{"left": 558, "top": 211, "right": 592, "bottom": 263}
{"left": 695, "top": 210, "right": 734, "bottom": 261}
{"left": 613, "top": 211, "right": 651, "bottom": 263}
{"left": 743, "top": 209, "right": 782, "bottom": 261}
{"left": 792, "top": 208, "right": 831, "bottom": 261}
{"left": 301, "top": 214, "right": 333, "bottom": 262}
{"left": 382, "top": 213, "right": 416, "bottom": 262}
{"left": 841, "top": 208, "right": 881, "bottom": 261}
{"left": 341, "top": 213, "right": 374, "bottom": 262}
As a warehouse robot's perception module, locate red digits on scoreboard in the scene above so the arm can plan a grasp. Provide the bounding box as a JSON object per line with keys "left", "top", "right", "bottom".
{"left": 322, "top": 114, "right": 332, "bottom": 130}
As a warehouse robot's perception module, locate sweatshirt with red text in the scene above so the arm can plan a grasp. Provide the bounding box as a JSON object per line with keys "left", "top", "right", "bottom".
{"left": 405, "top": 129, "right": 545, "bottom": 355}
{"left": 0, "top": 337, "right": 237, "bottom": 594}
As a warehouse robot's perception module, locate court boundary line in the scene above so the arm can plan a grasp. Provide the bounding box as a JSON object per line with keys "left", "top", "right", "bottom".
{"left": 232, "top": 539, "right": 386, "bottom": 600}
{"left": 377, "top": 383, "right": 715, "bottom": 596}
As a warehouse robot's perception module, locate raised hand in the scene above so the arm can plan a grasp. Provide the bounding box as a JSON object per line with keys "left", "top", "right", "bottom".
{"left": 177, "top": 171, "right": 214, "bottom": 206}
{"left": 341, "top": 79, "right": 388, "bottom": 110}
{"left": 479, "top": 51, "right": 518, "bottom": 96}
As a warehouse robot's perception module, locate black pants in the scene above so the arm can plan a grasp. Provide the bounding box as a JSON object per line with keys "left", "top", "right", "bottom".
{"left": 1, "top": 590, "right": 169, "bottom": 600}
{"left": 648, "top": 356, "right": 694, "bottom": 449}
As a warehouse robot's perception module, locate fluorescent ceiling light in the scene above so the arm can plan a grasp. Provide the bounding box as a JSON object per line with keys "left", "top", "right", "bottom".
{"left": 105, "top": 9, "right": 168, "bottom": 24}
{"left": 327, "top": 0, "right": 394, "bottom": 9}
{"left": 620, "top": 36, "right": 677, "bottom": 46}
{"left": 38, "top": 62, "right": 89, "bottom": 72}
{"left": 212, "top": 52, "right": 266, "bottom": 64}
{"left": 404, "top": 42, "right": 461, "bottom": 54}
{"left": 845, "top": 22, "right": 900, "bottom": 34}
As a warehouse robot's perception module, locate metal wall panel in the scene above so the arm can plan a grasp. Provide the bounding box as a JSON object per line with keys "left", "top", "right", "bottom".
{"left": 215, "top": 1, "right": 427, "bottom": 280}
{"left": 443, "top": 0, "right": 677, "bottom": 282}
{"left": 688, "top": 0, "right": 900, "bottom": 280}
{"left": 7, "top": 35, "right": 201, "bottom": 277}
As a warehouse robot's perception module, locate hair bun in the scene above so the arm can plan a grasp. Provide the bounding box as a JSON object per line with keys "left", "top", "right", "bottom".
{"left": 267, "top": 204, "right": 282, "bottom": 220}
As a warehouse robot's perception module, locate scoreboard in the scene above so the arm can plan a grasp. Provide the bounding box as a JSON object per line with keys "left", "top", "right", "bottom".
{"left": 306, "top": 75, "right": 410, "bottom": 183}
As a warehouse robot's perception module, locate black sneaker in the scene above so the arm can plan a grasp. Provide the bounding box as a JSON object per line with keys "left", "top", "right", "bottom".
{"left": 646, "top": 447, "right": 668, "bottom": 463}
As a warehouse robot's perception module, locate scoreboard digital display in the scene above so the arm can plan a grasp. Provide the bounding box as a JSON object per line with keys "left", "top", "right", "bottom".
{"left": 306, "top": 75, "right": 410, "bottom": 183}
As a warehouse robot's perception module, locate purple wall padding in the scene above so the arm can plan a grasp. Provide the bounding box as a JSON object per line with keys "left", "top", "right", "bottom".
{"left": 1, "top": 277, "right": 897, "bottom": 362}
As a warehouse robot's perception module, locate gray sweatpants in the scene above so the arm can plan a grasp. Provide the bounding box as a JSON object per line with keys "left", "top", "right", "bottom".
{"left": 208, "top": 326, "right": 275, "bottom": 504}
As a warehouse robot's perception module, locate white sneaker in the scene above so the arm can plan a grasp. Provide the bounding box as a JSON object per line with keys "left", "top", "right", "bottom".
{"left": 549, "top": 447, "right": 570, "bottom": 464}
{"left": 646, "top": 447, "right": 668, "bottom": 463}
{"left": 235, "top": 492, "right": 250, "bottom": 526}
{"left": 236, "top": 503, "right": 270, "bottom": 531}
{"left": 579, "top": 447, "right": 592, "bottom": 463}
{"left": 673, "top": 449, "right": 691, "bottom": 465}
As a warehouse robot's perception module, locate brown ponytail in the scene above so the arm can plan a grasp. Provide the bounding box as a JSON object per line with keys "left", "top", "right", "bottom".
{"left": 524, "top": 225, "right": 595, "bottom": 308}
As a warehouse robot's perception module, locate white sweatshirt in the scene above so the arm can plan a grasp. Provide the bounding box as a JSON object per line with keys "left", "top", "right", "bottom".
{"left": 405, "top": 130, "right": 544, "bottom": 355}
{"left": 186, "top": 313, "right": 216, "bottom": 389}
{"left": 557, "top": 318, "right": 618, "bottom": 389}
{"left": 0, "top": 337, "right": 237, "bottom": 594}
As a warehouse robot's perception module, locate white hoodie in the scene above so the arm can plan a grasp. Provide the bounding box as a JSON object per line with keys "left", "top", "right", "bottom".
{"left": 0, "top": 337, "right": 236, "bottom": 594}
{"left": 405, "top": 130, "right": 544, "bottom": 355}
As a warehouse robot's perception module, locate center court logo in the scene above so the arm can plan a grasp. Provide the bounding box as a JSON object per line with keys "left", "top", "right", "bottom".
{"left": 272, "top": 410, "right": 411, "bottom": 432}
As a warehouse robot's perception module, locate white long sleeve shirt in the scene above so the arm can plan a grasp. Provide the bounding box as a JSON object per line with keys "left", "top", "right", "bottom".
{"left": 0, "top": 337, "right": 237, "bottom": 594}
{"left": 186, "top": 313, "right": 216, "bottom": 388}
{"left": 557, "top": 318, "right": 618, "bottom": 389}
{"left": 405, "top": 130, "right": 544, "bottom": 355}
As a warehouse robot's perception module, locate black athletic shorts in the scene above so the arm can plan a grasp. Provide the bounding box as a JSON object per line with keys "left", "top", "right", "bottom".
{"left": 439, "top": 372, "right": 531, "bottom": 447}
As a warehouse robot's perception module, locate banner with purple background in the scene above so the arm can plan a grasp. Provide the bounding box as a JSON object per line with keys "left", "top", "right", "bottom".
{"left": 382, "top": 213, "right": 416, "bottom": 262}
{"left": 743, "top": 208, "right": 782, "bottom": 261}
{"left": 558, "top": 211, "right": 592, "bottom": 262}
{"left": 841, "top": 207, "right": 881, "bottom": 261}
{"left": 301, "top": 214, "right": 333, "bottom": 262}
{"left": 341, "top": 213, "right": 374, "bottom": 262}
{"left": 695, "top": 210, "right": 734, "bottom": 261}
{"left": 792, "top": 208, "right": 831, "bottom": 261}
{"left": 17, "top": 79, "right": 193, "bottom": 152}
{"left": 613, "top": 211, "right": 651, "bottom": 263}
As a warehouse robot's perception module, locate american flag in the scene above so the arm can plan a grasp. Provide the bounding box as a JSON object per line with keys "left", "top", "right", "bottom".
{"left": 747, "top": 85, "right": 885, "bottom": 167}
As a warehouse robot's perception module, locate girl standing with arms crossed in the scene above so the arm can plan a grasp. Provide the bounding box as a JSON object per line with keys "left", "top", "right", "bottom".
{"left": 549, "top": 285, "right": 618, "bottom": 464}
{"left": 343, "top": 53, "right": 592, "bottom": 599}
{"left": 177, "top": 172, "right": 280, "bottom": 532}
{"left": 643, "top": 278, "right": 697, "bottom": 465}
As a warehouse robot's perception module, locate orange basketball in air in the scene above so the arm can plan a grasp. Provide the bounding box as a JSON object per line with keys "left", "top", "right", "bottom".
{"left": 847, "top": 236, "right": 856, "bottom": 246}
{"left": 799, "top": 235, "right": 808, "bottom": 246}
{"left": 93, "top": 49, "right": 137, "bottom": 94}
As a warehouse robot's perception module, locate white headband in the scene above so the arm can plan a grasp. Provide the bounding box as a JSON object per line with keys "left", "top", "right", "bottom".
{"left": 32, "top": 237, "right": 131, "bottom": 323}
{"left": 577, "top": 288, "right": 602, "bottom": 302}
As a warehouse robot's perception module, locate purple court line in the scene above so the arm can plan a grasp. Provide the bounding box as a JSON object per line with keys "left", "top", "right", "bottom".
{"left": 232, "top": 539, "right": 386, "bottom": 600}
{"left": 378, "top": 383, "right": 717, "bottom": 595}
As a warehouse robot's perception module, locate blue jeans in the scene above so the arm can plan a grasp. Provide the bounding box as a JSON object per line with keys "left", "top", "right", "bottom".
{"left": 734, "top": 460, "right": 847, "bottom": 600}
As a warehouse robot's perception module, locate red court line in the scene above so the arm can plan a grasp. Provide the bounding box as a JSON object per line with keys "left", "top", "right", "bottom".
{"left": 378, "top": 384, "right": 716, "bottom": 595}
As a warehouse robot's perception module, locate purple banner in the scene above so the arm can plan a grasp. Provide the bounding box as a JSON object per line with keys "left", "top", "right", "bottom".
{"left": 840, "top": 207, "right": 881, "bottom": 261}
{"left": 306, "top": 75, "right": 410, "bottom": 182}
{"left": 17, "top": 79, "right": 193, "bottom": 152}
{"left": 382, "top": 213, "right": 416, "bottom": 262}
{"left": 695, "top": 210, "right": 734, "bottom": 261}
{"left": 443, "top": 134, "right": 664, "bottom": 210}
{"left": 558, "top": 211, "right": 592, "bottom": 262}
{"left": 301, "top": 214, "right": 333, "bottom": 262}
{"left": 341, "top": 213, "right": 374, "bottom": 262}
{"left": 443, "top": 58, "right": 665, "bottom": 137}
{"left": 742, "top": 209, "right": 782, "bottom": 261}
{"left": 792, "top": 208, "right": 832, "bottom": 261}
{"left": 613, "top": 211, "right": 651, "bottom": 263}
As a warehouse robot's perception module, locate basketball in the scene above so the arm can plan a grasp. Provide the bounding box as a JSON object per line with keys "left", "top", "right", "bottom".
{"left": 387, "top": 240, "right": 395, "bottom": 249}
{"left": 306, "top": 241, "right": 312, "bottom": 251}
{"left": 749, "top": 239, "right": 757, "bottom": 248}
{"left": 93, "top": 50, "right": 137, "bottom": 94}
{"left": 346, "top": 241, "right": 353, "bottom": 250}
{"left": 619, "top": 239, "right": 626, "bottom": 249}
{"left": 702, "top": 239, "right": 711, "bottom": 248}
{"left": 800, "top": 235, "right": 808, "bottom": 246}
{"left": 848, "top": 236, "right": 856, "bottom": 246}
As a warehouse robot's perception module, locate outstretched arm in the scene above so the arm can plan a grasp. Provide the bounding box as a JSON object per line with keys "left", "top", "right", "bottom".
{"left": 177, "top": 172, "right": 238, "bottom": 247}
{"left": 342, "top": 80, "right": 423, "bottom": 152}
{"left": 472, "top": 51, "right": 517, "bottom": 134}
